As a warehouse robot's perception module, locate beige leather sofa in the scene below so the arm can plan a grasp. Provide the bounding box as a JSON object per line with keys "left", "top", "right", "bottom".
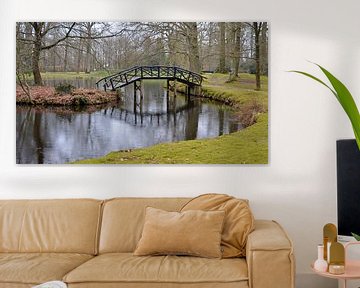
{"left": 0, "top": 198, "right": 295, "bottom": 288}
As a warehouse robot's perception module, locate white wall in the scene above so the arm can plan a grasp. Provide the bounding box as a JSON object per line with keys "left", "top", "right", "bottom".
{"left": 1, "top": 1, "right": 359, "bottom": 287}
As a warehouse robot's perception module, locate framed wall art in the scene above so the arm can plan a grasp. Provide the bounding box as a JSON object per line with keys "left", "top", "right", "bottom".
{"left": 16, "top": 22, "right": 268, "bottom": 164}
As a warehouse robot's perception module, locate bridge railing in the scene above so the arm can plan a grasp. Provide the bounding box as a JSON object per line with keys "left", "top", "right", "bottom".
{"left": 96, "top": 66, "right": 141, "bottom": 90}
{"left": 96, "top": 65, "right": 203, "bottom": 91}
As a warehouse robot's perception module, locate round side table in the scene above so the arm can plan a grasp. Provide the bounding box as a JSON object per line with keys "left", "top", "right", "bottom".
{"left": 311, "top": 242, "right": 360, "bottom": 288}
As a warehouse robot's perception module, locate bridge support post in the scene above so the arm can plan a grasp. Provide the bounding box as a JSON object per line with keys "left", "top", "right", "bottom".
{"left": 186, "top": 85, "right": 190, "bottom": 96}
{"left": 133, "top": 80, "right": 143, "bottom": 98}
{"left": 166, "top": 81, "right": 170, "bottom": 113}
{"left": 175, "top": 80, "right": 177, "bottom": 97}
{"left": 167, "top": 79, "right": 177, "bottom": 98}
{"left": 193, "top": 86, "right": 201, "bottom": 96}
{"left": 173, "top": 80, "right": 177, "bottom": 98}
{"left": 185, "top": 85, "right": 201, "bottom": 96}
{"left": 133, "top": 80, "right": 143, "bottom": 125}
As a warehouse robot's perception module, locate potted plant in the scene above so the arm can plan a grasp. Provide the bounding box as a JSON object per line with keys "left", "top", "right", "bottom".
{"left": 291, "top": 63, "right": 360, "bottom": 240}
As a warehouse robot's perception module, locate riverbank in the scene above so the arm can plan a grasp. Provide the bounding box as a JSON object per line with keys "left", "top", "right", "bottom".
{"left": 73, "top": 113, "right": 268, "bottom": 164}
{"left": 16, "top": 86, "right": 118, "bottom": 106}
{"left": 202, "top": 73, "right": 268, "bottom": 107}
{"left": 72, "top": 73, "right": 268, "bottom": 164}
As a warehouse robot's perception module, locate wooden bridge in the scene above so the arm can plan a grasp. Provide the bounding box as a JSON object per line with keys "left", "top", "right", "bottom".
{"left": 96, "top": 65, "right": 203, "bottom": 95}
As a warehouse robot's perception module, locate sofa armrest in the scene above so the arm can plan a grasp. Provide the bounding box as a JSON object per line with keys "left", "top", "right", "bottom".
{"left": 246, "top": 220, "right": 295, "bottom": 288}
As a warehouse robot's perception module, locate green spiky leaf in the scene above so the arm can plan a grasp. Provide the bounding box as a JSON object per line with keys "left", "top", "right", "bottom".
{"left": 290, "top": 64, "right": 360, "bottom": 150}
{"left": 351, "top": 232, "right": 360, "bottom": 241}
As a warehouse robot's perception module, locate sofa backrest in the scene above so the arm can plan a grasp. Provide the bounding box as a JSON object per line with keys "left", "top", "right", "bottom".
{"left": 99, "top": 197, "right": 190, "bottom": 253}
{"left": 0, "top": 199, "right": 102, "bottom": 255}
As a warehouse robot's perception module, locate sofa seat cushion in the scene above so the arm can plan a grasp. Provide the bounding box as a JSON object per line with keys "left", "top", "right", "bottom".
{"left": 64, "top": 253, "right": 248, "bottom": 285}
{"left": 0, "top": 253, "right": 93, "bottom": 285}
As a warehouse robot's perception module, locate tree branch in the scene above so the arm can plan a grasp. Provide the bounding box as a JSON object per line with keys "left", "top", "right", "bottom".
{"left": 41, "top": 22, "right": 76, "bottom": 50}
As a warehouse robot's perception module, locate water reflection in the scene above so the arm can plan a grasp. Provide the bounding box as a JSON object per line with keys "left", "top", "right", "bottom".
{"left": 16, "top": 81, "right": 241, "bottom": 164}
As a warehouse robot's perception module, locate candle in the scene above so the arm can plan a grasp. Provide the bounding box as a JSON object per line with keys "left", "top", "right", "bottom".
{"left": 328, "top": 264, "right": 345, "bottom": 275}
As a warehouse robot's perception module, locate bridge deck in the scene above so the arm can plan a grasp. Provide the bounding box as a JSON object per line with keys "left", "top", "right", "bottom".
{"left": 96, "top": 66, "right": 203, "bottom": 91}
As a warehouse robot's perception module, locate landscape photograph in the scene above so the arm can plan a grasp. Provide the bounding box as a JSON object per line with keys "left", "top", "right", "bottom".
{"left": 16, "top": 22, "right": 269, "bottom": 164}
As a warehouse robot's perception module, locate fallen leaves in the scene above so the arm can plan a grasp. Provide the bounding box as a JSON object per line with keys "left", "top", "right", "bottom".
{"left": 16, "top": 86, "right": 118, "bottom": 106}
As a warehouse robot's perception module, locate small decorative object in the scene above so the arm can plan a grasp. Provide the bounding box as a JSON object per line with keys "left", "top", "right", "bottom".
{"left": 314, "top": 244, "right": 328, "bottom": 272}
{"left": 323, "top": 223, "right": 337, "bottom": 261}
{"left": 329, "top": 242, "right": 345, "bottom": 275}
{"left": 328, "top": 264, "right": 345, "bottom": 275}
{"left": 311, "top": 235, "right": 360, "bottom": 287}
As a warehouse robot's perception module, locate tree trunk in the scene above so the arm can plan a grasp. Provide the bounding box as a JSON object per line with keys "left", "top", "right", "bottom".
{"left": 85, "top": 40, "right": 91, "bottom": 73}
{"left": 64, "top": 42, "right": 68, "bottom": 72}
{"left": 260, "top": 22, "right": 268, "bottom": 75}
{"left": 218, "top": 22, "right": 226, "bottom": 73}
{"left": 32, "top": 23, "right": 43, "bottom": 85}
{"left": 228, "top": 24, "right": 236, "bottom": 81}
{"left": 76, "top": 39, "right": 82, "bottom": 74}
{"left": 32, "top": 40, "right": 42, "bottom": 85}
{"left": 84, "top": 23, "right": 93, "bottom": 74}
{"left": 52, "top": 47, "right": 56, "bottom": 72}
{"left": 228, "top": 23, "right": 242, "bottom": 81}
{"left": 234, "top": 24, "right": 241, "bottom": 77}
{"left": 186, "top": 23, "right": 201, "bottom": 73}
{"left": 253, "top": 22, "right": 262, "bottom": 90}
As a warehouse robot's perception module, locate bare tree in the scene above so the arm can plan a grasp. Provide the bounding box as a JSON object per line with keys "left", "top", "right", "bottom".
{"left": 17, "top": 22, "right": 76, "bottom": 85}
{"left": 252, "top": 22, "right": 263, "bottom": 90}
{"left": 260, "top": 22, "right": 268, "bottom": 75}
{"left": 218, "top": 22, "right": 227, "bottom": 73}
{"left": 16, "top": 23, "right": 32, "bottom": 102}
{"left": 16, "top": 21, "right": 268, "bottom": 88}
{"left": 228, "top": 22, "right": 242, "bottom": 81}
{"left": 184, "top": 23, "right": 201, "bottom": 73}
{"left": 84, "top": 22, "right": 95, "bottom": 73}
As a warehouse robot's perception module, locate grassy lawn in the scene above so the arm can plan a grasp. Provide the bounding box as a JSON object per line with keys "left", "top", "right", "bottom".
{"left": 202, "top": 73, "right": 268, "bottom": 108}
{"left": 72, "top": 72, "right": 268, "bottom": 164}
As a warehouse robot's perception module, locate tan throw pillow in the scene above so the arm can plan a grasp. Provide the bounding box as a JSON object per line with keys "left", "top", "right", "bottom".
{"left": 134, "top": 207, "right": 225, "bottom": 258}
{"left": 181, "top": 193, "right": 254, "bottom": 258}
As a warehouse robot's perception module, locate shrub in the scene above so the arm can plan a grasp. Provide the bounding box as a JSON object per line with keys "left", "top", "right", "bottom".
{"left": 72, "top": 95, "right": 88, "bottom": 106}
{"left": 55, "top": 83, "right": 75, "bottom": 95}
{"left": 238, "top": 100, "right": 266, "bottom": 127}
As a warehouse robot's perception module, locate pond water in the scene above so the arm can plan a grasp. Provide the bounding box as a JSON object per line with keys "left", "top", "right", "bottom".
{"left": 16, "top": 80, "right": 242, "bottom": 164}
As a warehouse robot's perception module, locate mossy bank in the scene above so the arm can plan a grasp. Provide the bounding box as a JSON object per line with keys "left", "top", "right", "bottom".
{"left": 73, "top": 113, "right": 268, "bottom": 164}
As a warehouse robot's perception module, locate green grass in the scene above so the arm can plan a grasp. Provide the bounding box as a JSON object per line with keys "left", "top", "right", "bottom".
{"left": 201, "top": 73, "right": 268, "bottom": 108}
{"left": 73, "top": 113, "right": 268, "bottom": 164}
{"left": 72, "top": 72, "right": 269, "bottom": 164}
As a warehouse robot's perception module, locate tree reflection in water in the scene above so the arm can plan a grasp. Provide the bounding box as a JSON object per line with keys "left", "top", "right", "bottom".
{"left": 16, "top": 81, "right": 242, "bottom": 164}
